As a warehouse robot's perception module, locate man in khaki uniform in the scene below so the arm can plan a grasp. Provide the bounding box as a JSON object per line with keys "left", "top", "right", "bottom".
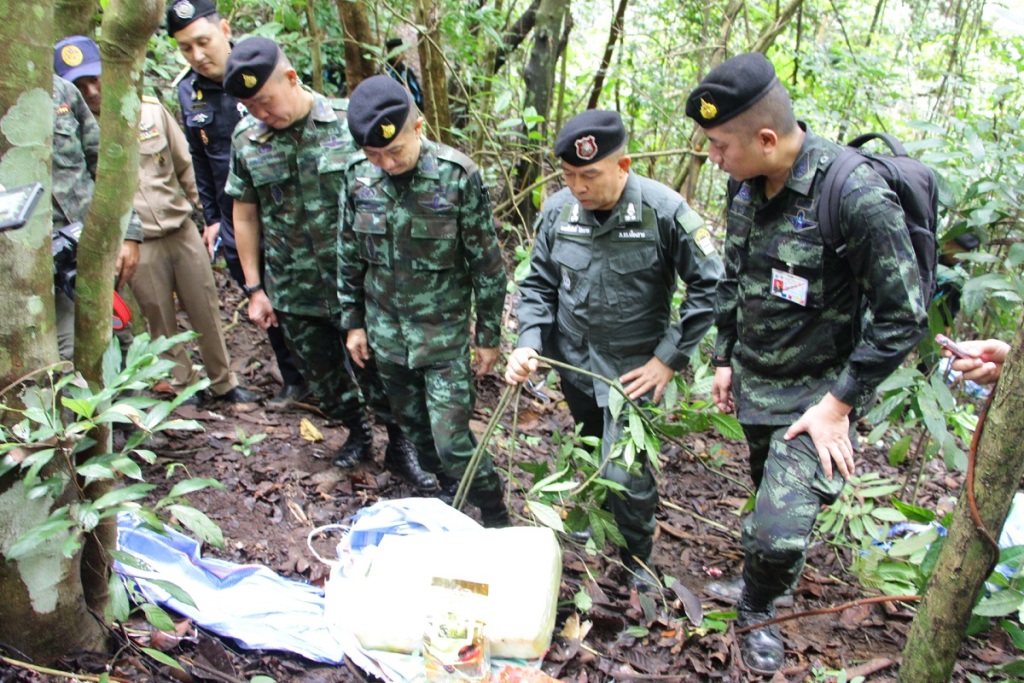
{"left": 55, "top": 36, "right": 255, "bottom": 403}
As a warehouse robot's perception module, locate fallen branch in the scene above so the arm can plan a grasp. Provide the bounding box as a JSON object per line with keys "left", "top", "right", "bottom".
{"left": 0, "top": 655, "right": 134, "bottom": 683}
{"left": 734, "top": 594, "right": 921, "bottom": 634}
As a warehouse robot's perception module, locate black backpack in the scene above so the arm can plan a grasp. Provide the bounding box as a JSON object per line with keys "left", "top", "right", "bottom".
{"left": 818, "top": 132, "right": 940, "bottom": 308}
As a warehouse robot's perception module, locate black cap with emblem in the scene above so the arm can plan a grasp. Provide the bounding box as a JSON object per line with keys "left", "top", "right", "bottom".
{"left": 347, "top": 75, "right": 412, "bottom": 148}
{"left": 685, "top": 52, "right": 778, "bottom": 128}
{"left": 554, "top": 110, "right": 626, "bottom": 167}
{"left": 223, "top": 37, "right": 281, "bottom": 99}
{"left": 166, "top": 0, "right": 218, "bottom": 35}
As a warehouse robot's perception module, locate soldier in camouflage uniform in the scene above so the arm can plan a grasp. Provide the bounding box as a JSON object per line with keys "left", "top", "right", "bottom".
{"left": 685, "top": 53, "right": 926, "bottom": 674}
{"left": 505, "top": 110, "right": 723, "bottom": 589}
{"left": 51, "top": 70, "right": 142, "bottom": 360}
{"left": 223, "top": 39, "right": 436, "bottom": 490}
{"left": 338, "top": 76, "right": 509, "bottom": 526}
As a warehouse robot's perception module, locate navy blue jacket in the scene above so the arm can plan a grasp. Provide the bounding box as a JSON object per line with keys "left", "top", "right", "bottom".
{"left": 176, "top": 70, "right": 244, "bottom": 249}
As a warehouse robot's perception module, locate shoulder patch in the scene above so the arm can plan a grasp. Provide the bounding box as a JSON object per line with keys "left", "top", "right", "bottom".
{"left": 675, "top": 208, "right": 704, "bottom": 234}
{"left": 436, "top": 144, "right": 478, "bottom": 175}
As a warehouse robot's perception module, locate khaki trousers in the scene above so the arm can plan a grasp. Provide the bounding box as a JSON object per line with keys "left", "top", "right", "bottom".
{"left": 130, "top": 221, "right": 236, "bottom": 394}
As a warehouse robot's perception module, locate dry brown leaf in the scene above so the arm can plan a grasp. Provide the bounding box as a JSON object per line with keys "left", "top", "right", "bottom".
{"left": 300, "top": 418, "right": 324, "bottom": 442}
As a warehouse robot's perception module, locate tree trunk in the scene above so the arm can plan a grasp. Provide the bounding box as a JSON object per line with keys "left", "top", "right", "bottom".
{"left": 73, "top": 0, "right": 164, "bottom": 615}
{"left": 0, "top": 0, "right": 107, "bottom": 664}
{"left": 514, "top": 0, "right": 569, "bottom": 229}
{"left": 493, "top": 0, "right": 541, "bottom": 73}
{"left": 675, "top": 0, "right": 804, "bottom": 198}
{"left": 54, "top": 0, "right": 96, "bottom": 39}
{"left": 334, "top": 0, "right": 375, "bottom": 91}
{"left": 899, "top": 326, "right": 1024, "bottom": 682}
{"left": 414, "top": 0, "right": 453, "bottom": 146}
{"left": 301, "top": 0, "right": 324, "bottom": 93}
{"left": 585, "top": 0, "right": 629, "bottom": 110}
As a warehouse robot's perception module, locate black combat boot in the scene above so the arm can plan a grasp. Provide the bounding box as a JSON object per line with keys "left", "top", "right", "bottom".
{"left": 383, "top": 426, "right": 439, "bottom": 491}
{"left": 621, "top": 551, "right": 660, "bottom": 593}
{"left": 736, "top": 586, "right": 785, "bottom": 675}
{"left": 332, "top": 416, "right": 374, "bottom": 468}
{"left": 471, "top": 478, "right": 510, "bottom": 528}
{"left": 477, "top": 498, "right": 511, "bottom": 528}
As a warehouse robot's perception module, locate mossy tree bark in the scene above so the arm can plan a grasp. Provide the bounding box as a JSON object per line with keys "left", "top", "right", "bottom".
{"left": 899, "top": 324, "right": 1024, "bottom": 682}
{"left": 414, "top": 0, "right": 454, "bottom": 147}
{"left": 72, "top": 0, "right": 164, "bottom": 614}
{"left": 334, "top": 0, "right": 375, "bottom": 91}
{"left": 0, "top": 0, "right": 107, "bottom": 664}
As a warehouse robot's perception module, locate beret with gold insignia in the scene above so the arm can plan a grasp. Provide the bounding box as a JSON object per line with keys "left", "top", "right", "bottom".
{"left": 685, "top": 52, "right": 778, "bottom": 128}
{"left": 166, "top": 0, "right": 218, "bottom": 35}
{"left": 554, "top": 110, "right": 626, "bottom": 167}
{"left": 223, "top": 37, "right": 281, "bottom": 99}
{"left": 347, "top": 74, "right": 413, "bottom": 149}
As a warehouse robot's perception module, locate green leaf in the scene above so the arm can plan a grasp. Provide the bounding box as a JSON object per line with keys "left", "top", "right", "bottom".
{"left": 93, "top": 483, "right": 156, "bottom": 509}
{"left": 974, "top": 589, "right": 1024, "bottom": 617}
{"left": 999, "top": 619, "right": 1024, "bottom": 650}
{"left": 166, "top": 478, "right": 225, "bottom": 499}
{"left": 888, "top": 527, "right": 938, "bottom": 557}
{"left": 168, "top": 505, "right": 224, "bottom": 548}
{"left": 107, "top": 572, "right": 131, "bottom": 622}
{"left": 141, "top": 602, "right": 177, "bottom": 631}
{"left": 141, "top": 647, "right": 185, "bottom": 672}
{"left": 871, "top": 507, "right": 908, "bottom": 523}
{"left": 527, "top": 465, "right": 572, "bottom": 495}
{"left": 249, "top": 676, "right": 278, "bottom": 683}
{"left": 608, "top": 386, "right": 625, "bottom": 421}
{"left": 624, "top": 625, "right": 649, "bottom": 638}
{"left": 708, "top": 412, "right": 744, "bottom": 440}
{"left": 891, "top": 497, "right": 936, "bottom": 523}
{"left": 627, "top": 409, "right": 644, "bottom": 449}
{"left": 573, "top": 588, "right": 593, "bottom": 612}
{"left": 525, "top": 500, "right": 565, "bottom": 532}
{"left": 858, "top": 484, "right": 901, "bottom": 499}
{"left": 146, "top": 579, "right": 197, "bottom": 608}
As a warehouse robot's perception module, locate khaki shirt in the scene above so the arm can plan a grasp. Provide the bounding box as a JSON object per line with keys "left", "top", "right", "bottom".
{"left": 133, "top": 98, "right": 200, "bottom": 240}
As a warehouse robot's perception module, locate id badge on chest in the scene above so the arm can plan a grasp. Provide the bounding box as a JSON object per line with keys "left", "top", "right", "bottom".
{"left": 770, "top": 268, "right": 809, "bottom": 306}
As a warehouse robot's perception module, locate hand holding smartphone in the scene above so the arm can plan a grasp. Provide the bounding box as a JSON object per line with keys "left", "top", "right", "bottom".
{"left": 935, "top": 333, "right": 971, "bottom": 359}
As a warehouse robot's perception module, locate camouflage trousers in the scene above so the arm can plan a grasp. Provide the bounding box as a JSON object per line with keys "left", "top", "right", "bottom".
{"left": 274, "top": 311, "right": 393, "bottom": 425}
{"left": 375, "top": 356, "right": 501, "bottom": 505}
{"left": 562, "top": 379, "right": 658, "bottom": 560}
{"left": 740, "top": 423, "right": 851, "bottom": 606}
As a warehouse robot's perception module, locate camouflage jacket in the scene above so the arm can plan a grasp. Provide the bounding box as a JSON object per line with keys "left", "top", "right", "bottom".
{"left": 515, "top": 172, "right": 723, "bottom": 406}
{"left": 715, "top": 126, "right": 927, "bottom": 424}
{"left": 338, "top": 139, "right": 505, "bottom": 368}
{"left": 225, "top": 89, "right": 353, "bottom": 317}
{"left": 51, "top": 76, "right": 143, "bottom": 241}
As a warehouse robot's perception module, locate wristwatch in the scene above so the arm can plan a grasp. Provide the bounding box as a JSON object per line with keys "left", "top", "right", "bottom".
{"left": 711, "top": 354, "right": 731, "bottom": 368}
{"left": 242, "top": 282, "right": 264, "bottom": 295}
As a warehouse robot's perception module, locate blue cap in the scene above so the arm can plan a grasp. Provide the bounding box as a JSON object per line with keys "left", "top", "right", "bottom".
{"left": 55, "top": 35, "right": 102, "bottom": 83}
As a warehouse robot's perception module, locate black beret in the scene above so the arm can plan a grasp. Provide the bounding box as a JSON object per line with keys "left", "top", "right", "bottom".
{"left": 166, "top": 0, "right": 218, "bottom": 35}
{"left": 554, "top": 110, "right": 625, "bottom": 166}
{"left": 685, "top": 52, "right": 778, "bottom": 128}
{"left": 223, "top": 37, "right": 281, "bottom": 99}
{"left": 348, "top": 75, "right": 413, "bottom": 148}
{"left": 385, "top": 37, "right": 404, "bottom": 51}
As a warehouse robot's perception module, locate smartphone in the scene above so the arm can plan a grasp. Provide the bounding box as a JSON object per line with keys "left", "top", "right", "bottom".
{"left": 935, "top": 333, "right": 971, "bottom": 359}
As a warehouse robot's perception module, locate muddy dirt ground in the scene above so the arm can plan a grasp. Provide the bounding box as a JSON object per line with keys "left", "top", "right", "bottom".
{"left": 0, "top": 269, "right": 1012, "bottom": 683}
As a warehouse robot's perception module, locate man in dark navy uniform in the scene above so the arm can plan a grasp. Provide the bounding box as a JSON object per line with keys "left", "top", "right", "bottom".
{"left": 167, "top": 0, "right": 309, "bottom": 408}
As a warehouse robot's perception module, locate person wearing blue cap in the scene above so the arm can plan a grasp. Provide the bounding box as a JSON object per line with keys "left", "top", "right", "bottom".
{"left": 504, "top": 109, "right": 724, "bottom": 590}
{"left": 685, "top": 53, "right": 926, "bottom": 674}
{"left": 223, "top": 39, "right": 436, "bottom": 491}
{"left": 54, "top": 35, "right": 255, "bottom": 405}
{"left": 338, "top": 75, "right": 509, "bottom": 527}
{"left": 51, "top": 36, "right": 143, "bottom": 360}
{"left": 166, "top": 0, "right": 310, "bottom": 409}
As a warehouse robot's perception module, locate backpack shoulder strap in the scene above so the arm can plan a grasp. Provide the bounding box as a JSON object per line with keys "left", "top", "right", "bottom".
{"left": 818, "top": 148, "right": 870, "bottom": 259}
{"left": 847, "top": 132, "right": 907, "bottom": 156}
